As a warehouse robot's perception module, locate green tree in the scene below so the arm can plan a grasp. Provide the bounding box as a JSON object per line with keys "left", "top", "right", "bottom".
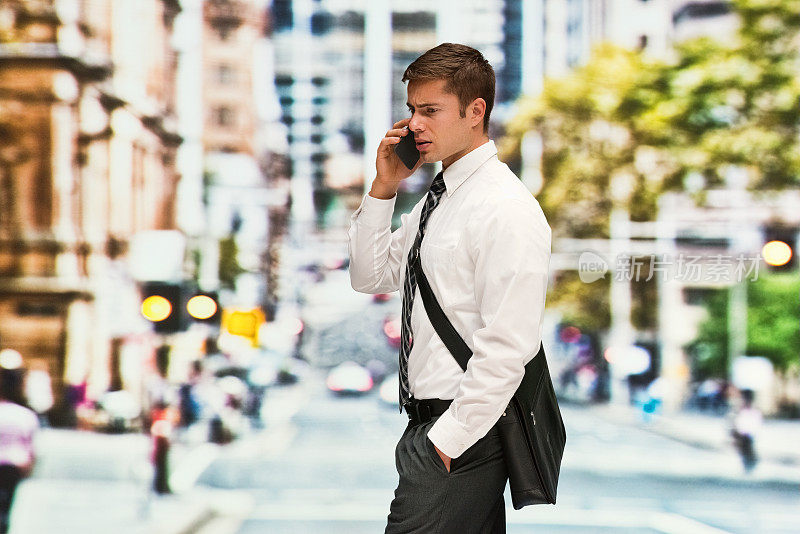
{"left": 218, "top": 236, "right": 245, "bottom": 290}
{"left": 500, "top": 44, "right": 668, "bottom": 330}
{"left": 501, "top": 44, "right": 667, "bottom": 238}
{"left": 690, "top": 274, "right": 800, "bottom": 379}
{"left": 746, "top": 273, "right": 800, "bottom": 372}
{"left": 652, "top": 0, "right": 800, "bottom": 190}
{"left": 686, "top": 290, "right": 729, "bottom": 380}
{"left": 500, "top": 0, "right": 800, "bottom": 335}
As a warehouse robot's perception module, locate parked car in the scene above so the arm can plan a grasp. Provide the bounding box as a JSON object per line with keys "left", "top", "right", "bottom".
{"left": 326, "top": 361, "right": 374, "bottom": 396}
{"left": 379, "top": 375, "right": 400, "bottom": 406}
{"left": 90, "top": 390, "right": 142, "bottom": 433}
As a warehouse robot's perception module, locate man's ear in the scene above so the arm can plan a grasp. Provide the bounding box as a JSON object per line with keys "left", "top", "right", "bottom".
{"left": 469, "top": 98, "right": 486, "bottom": 129}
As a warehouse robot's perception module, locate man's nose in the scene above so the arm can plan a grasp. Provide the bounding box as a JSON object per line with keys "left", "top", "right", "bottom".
{"left": 408, "top": 114, "right": 424, "bottom": 133}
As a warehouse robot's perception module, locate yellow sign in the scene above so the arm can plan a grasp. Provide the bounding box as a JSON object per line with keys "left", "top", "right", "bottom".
{"left": 223, "top": 308, "right": 265, "bottom": 346}
{"left": 141, "top": 295, "right": 172, "bottom": 322}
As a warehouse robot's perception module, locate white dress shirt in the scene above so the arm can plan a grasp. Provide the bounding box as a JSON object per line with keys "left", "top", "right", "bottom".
{"left": 348, "top": 140, "right": 551, "bottom": 458}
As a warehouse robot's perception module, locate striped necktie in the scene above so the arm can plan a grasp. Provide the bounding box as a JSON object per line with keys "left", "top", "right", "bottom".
{"left": 399, "top": 171, "right": 446, "bottom": 411}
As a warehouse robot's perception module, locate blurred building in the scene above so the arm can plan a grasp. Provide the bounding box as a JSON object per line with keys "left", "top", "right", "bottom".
{"left": 175, "top": 0, "right": 288, "bottom": 317}
{"left": 0, "top": 0, "right": 181, "bottom": 407}
{"left": 671, "top": 1, "right": 736, "bottom": 43}
{"left": 510, "top": 0, "right": 734, "bottom": 99}
{"left": 202, "top": 0, "right": 263, "bottom": 156}
{"left": 271, "top": 0, "right": 514, "bottom": 229}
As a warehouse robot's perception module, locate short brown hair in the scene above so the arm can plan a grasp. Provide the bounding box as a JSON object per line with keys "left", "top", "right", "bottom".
{"left": 402, "top": 43, "right": 495, "bottom": 133}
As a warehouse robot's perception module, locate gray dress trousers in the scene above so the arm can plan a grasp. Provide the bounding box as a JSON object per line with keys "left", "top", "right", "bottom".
{"left": 385, "top": 416, "right": 508, "bottom": 534}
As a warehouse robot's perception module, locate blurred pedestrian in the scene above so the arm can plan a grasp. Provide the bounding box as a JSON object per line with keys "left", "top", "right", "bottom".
{"left": 178, "top": 360, "right": 202, "bottom": 428}
{"left": 349, "top": 43, "right": 550, "bottom": 533}
{"left": 24, "top": 362, "right": 53, "bottom": 423}
{"left": 0, "top": 352, "right": 39, "bottom": 534}
{"left": 640, "top": 377, "right": 665, "bottom": 423}
{"left": 150, "top": 400, "right": 177, "bottom": 494}
{"left": 731, "top": 389, "right": 762, "bottom": 473}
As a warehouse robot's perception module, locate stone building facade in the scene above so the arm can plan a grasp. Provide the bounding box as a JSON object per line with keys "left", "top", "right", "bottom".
{"left": 0, "top": 0, "right": 181, "bottom": 410}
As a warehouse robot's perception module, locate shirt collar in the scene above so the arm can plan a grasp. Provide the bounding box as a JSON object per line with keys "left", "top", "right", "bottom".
{"left": 441, "top": 140, "right": 497, "bottom": 197}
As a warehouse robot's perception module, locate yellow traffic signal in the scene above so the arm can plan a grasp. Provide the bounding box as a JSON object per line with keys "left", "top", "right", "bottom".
{"left": 141, "top": 295, "right": 172, "bottom": 322}
{"left": 762, "top": 240, "right": 792, "bottom": 267}
{"left": 187, "top": 295, "right": 218, "bottom": 320}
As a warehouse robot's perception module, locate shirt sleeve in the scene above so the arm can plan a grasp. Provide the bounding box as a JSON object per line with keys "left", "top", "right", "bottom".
{"left": 348, "top": 193, "right": 410, "bottom": 294}
{"left": 427, "top": 198, "right": 551, "bottom": 458}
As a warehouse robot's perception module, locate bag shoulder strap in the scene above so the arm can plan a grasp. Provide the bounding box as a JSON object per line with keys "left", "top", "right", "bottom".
{"left": 412, "top": 257, "right": 472, "bottom": 371}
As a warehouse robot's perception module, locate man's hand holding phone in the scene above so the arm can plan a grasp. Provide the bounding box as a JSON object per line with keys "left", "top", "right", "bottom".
{"left": 371, "top": 118, "right": 423, "bottom": 200}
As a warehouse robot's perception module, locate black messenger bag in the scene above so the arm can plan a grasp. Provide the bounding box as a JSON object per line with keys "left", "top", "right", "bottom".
{"left": 412, "top": 259, "right": 566, "bottom": 509}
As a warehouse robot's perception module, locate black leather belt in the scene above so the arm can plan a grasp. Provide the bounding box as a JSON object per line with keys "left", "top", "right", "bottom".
{"left": 404, "top": 398, "right": 453, "bottom": 426}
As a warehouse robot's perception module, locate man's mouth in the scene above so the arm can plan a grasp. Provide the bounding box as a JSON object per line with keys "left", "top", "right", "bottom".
{"left": 416, "top": 140, "right": 431, "bottom": 150}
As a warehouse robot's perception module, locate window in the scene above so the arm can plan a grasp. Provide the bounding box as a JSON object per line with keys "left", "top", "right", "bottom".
{"left": 217, "top": 64, "right": 235, "bottom": 85}
{"left": 214, "top": 106, "right": 235, "bottom": 127}
{"left": 215, "top": 26, "right": 232, "bottom": 41}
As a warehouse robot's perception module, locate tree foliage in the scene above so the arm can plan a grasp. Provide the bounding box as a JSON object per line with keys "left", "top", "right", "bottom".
{"left": 687, "top": 289, "right": 729, "bottom": 380}
{"left": 746, "top": 273, "right": 800, "bottom": 372}
{"left": 500, "top": 0, "right": 800, "bottom": 335}
{"left": 502, "top": 0, "right": 800, "bottom": 234}
{"left": 218, "top": 236, "right": 245, "bottom": 290}
{"left": 690, "top": 274, "right": 800, "bottom": 378}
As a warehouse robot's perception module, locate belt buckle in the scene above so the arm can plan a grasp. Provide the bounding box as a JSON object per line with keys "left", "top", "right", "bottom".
{"left": 407, "top": 401, "right": 431, "bottom": 425}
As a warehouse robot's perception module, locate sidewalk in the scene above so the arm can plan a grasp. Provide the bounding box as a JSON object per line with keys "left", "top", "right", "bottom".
{"left": 12, "top": 481, "right": 215, "bottom": 534}
{"left": 8, "top": 427, "right": 219, "bottom": 534}
{"left": 593, "top": 402, "right": 800, "bottom": 484}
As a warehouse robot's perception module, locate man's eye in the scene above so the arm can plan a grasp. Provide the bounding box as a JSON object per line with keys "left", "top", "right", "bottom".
{"left": 427, "top": 108, "right": 437, "bottom": 114}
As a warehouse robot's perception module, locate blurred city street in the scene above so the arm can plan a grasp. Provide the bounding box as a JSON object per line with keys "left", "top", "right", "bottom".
{"left": 14, "top": 370, "right": 800, "bottom": 534}
{"left": 2, "top": 1, "right": 800, "bottom": 534}
{"left": 13, "top": 260, "right": 799, "bottom": 534}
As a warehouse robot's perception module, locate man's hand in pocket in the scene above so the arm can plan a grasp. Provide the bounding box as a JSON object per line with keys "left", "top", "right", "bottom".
{"left": 434, "top": 444, "right": 451, "bottom": 473}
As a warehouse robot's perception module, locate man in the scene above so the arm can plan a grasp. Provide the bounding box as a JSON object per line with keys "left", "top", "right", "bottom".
{"left": 0, "top": 353, "right": 39, "bottom": 534}
{"left": 348, "top": 43, "right": 551, "bottom": 533}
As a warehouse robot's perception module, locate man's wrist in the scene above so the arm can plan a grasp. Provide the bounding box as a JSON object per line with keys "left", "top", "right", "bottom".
{"left": 369, "top": 177, "right": 399, "bottom": 200}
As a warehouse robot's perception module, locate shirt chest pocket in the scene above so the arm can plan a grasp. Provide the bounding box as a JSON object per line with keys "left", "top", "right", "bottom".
{"left": 422, "top": 243, "right": 468, "bottom": 310}
{"left": 424, "top": 243, "right": 456, "bottom": 266}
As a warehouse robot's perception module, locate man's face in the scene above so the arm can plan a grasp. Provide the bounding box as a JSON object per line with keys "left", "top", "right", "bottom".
{"left": 406, "top": 79, "right": 477, "bottom": 169}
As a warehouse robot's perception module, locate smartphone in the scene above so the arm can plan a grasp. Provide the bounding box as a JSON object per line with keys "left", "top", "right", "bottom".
{"left": 394, "top": 129, "right": 420, "bottom": 170}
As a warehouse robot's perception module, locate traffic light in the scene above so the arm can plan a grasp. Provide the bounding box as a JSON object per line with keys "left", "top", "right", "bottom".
{"left": 187, "top": 291, "right": 221, "bottom": 326}
{"left": 762, "top": 224, "right": 797, "bottom": 272}
{"left": 140, "top": 282, "right": 190, "bottom": 334}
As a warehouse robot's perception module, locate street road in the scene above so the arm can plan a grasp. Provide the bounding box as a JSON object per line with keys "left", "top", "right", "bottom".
{"left": 198, "top": 373, "right": 800, "bottom": 534}
{"left": 192, "top": 266, "right": 799, "bottom": 533}
{"left": 12, "top": 259, "right": 800, "bottom": 534}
